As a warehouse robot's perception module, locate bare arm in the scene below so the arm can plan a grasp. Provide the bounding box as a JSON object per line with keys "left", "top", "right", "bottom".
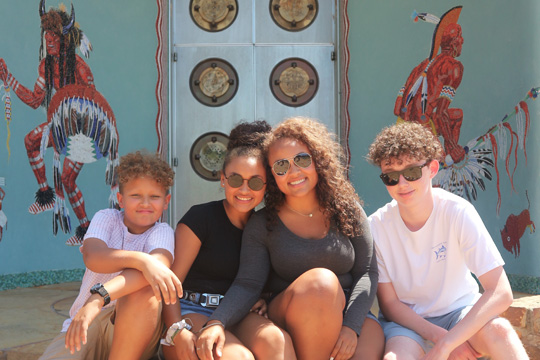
{"left": 82, "top": 238, "right": 181, "bottom": 303}
{"left": 377, "top": 282, "right": 447, "bottom": 344}
{"left": 162, "top": 223, "right": 201, "bottom": 327}
{"left": 65, "top": 248, "right": 181, "bottom": 354}
{"left": 424, "top": 266, "right": 512, "bottom": 358}
{"left": 161, "top": 223, "right": 202, "bottom": 360}
{"left": 0, "top": 58, "right": 46, "bottom": 109}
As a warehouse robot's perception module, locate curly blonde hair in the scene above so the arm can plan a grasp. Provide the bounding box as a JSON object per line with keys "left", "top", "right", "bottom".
{"left": 117, "top": 151, "right": 174, "bottom": 192}
{"left": 367, "top": 122, "right": 444, "bottom": 167}
{"left": 264, "top": 117, "right": 363, "bottom": 237}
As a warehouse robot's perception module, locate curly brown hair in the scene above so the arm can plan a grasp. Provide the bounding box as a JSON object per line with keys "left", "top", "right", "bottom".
{"left": 117, "top": 151, "right": 174, "bottom": 193}
{"left": 367, "top": 122, "right": 444, "bottom": 167}
{"left": 264, "top": 117, "right": 363, "bottom": 237}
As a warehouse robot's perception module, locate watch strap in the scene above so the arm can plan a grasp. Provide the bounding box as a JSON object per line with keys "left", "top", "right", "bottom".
{"left": 90, "top": 283, "right": 111, "bottom": 306}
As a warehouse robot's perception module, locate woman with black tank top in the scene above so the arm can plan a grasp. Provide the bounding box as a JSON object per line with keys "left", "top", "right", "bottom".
{"left": 161, "top": 121, "right": 295, "bottom": 360}
{"left": 198, "top": 117, "right": 384, "bottom": 360}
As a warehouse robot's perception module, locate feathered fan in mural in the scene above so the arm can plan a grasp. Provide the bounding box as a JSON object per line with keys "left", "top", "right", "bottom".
{"left": 396, "top": 6, "right": 536, "bottom": 214}
{"left": 0, "top": 1, "right": 119, "bottom": 246}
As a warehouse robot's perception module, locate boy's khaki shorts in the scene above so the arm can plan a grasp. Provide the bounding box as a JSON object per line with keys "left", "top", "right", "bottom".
{"left": 39, "top": 306, "right": 162, "bottom": 360}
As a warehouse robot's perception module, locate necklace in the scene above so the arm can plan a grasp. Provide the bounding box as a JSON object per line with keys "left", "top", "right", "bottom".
{"left": 284, "top": 203, "right": 314, "bottom": 218}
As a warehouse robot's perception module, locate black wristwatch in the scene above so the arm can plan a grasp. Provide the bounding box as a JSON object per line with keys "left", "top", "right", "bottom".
{"left": 90, "top": 283, "right": 111, "bottom": 306}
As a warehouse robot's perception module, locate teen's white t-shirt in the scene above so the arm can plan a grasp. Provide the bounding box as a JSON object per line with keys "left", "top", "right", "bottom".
{"left": 369, "top": 188, "right": 504, "bottom": 318}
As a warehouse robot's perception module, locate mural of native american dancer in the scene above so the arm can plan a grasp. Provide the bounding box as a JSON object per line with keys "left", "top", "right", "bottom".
{"left": 395, "top": 6, "right": 537, "bottom": 219}
{"left": 0, "top": 1, "right": 119, "bottom": 246}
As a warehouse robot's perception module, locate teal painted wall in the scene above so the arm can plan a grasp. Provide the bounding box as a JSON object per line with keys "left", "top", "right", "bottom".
{"left": 0, "top": 1, "right": 160, "bottom": 276}
{"left": 347, "top": 1, "right": 540, "bottom": 285}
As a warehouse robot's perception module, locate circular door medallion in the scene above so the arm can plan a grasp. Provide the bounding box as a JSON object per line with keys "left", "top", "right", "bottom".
{"left": 190, "top": 132, "right": 229, "bottom": 181}
{"left": 190, "top": 58, "right": 238, "bottom": 107}
{"left": 190, "top": 0, "right": 238, "bottom": 32}
{"left": 270, "top": 0, "right": 318, "bottom": 32}
{"left": 270, "top": 58, "right": 318, "bottom": 107}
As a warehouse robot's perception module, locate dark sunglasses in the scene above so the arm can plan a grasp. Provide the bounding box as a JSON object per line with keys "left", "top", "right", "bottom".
{"left": 379, "top": 162, "right": 430, "bottom": 186}
{"left": 224, "top": 173, "right": 266, "bottom": 191}
{"left": 272, "top": 152, "right": 313, "bottom": 176}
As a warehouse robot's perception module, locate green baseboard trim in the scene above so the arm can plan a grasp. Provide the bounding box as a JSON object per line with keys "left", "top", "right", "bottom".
{"left": 508, "top": 273, "right": 540, "bottom": 295}
{"left": 0, "top": 269, "right": 84, "bottom": 291}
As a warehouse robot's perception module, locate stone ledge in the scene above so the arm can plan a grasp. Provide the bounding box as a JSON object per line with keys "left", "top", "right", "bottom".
{"left": 501, "top": 295, "right": 540, "bottom": 359}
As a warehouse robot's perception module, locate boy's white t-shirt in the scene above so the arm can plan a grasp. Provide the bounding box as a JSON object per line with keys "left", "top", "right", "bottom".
{"left": 369, "top": 188, "right": 504, "bottom": 318}
{"left": 61, "top": 208, "right": 174, "bottom": 332}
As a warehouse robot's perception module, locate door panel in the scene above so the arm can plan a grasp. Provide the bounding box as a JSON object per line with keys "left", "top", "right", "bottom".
{"left": 255, "top": 1, "right": 334, "bottom": 44}
{"left": 173, "top": 0, "right": 252, "bottom": 45}
{"left": 171, "top": 0, "right": 337, "bottom": 222}
{"left": 172, "top": 46, "right": 254, "bottom": 219}
{"left": 254, "top": 45, "right": 336, "bottom": 131}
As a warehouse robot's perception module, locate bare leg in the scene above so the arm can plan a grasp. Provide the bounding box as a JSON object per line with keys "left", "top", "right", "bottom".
{"left": 383, "top": 336, "right": 425, "bottom": 360}
{"left": 268, "top": 268, "right": 345, "bottom": 360}
{"left": 109, "top": 286, "right": 161, "bottom": 360}
{"left": 351, "top": 317, "right": 384, "bottom": 360}
{"left": 163, "top": 312, "right": 255, "bottom": 360}
{"left": 468, "top": 317, "right": 529, "bottom": 360}
{"left": 233, "top": 312, "right": 297, "bottom": 360}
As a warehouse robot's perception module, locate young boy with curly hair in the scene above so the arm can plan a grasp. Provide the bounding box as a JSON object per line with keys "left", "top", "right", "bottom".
{"left": 366, "top": 122, "right": 528, "bottom": 360}
{"left": 40, "top": 151, "right": 182, "bottom": 360}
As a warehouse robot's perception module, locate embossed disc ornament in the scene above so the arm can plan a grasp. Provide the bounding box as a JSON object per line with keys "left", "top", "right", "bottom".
{"left": 190, "top": 58, "right": 238, "bottom": 107}
{"left": 190, "top": 0, "right": 238, "bottom": 32}
{"left": 190, "top": 132, "right": 229, "bottom": 181}
{"left": 270, "top": 0, "right": 318, "bottom": 32}
{"left": 270, "top": 58, "right": 318, "bottom": 107}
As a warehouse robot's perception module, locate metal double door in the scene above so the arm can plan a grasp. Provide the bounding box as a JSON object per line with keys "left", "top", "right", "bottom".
{"left": 171, "top": 0, "right": 338, "bottom": 221}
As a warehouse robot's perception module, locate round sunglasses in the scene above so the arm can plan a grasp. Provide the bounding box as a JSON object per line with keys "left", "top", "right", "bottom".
{"left": 379, "top": 162, "right": 430, "bottom": 186}
{"left": 224, "top": 173, "right": 266, "bottom": 191}
{"left": 272, "top": 152, "right": 313, "bottom": 176}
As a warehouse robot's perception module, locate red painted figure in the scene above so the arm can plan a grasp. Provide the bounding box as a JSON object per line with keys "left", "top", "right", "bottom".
{"left": 0, "top": 2, "right": 97, "bottom": 245}
{"left": 395, "top": 23, "right": 466, "bottom": 163}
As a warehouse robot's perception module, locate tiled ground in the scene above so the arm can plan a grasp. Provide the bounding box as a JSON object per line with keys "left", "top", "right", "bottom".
{"left": 0, "top": 282, "right": 79, "bottom": 359}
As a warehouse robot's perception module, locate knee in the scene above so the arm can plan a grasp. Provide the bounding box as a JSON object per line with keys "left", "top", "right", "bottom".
{"left": 252, "top": 325, "right": 294, "bottom": 356}
{"left": 61, "top": 172, "right": 73, "bottom": 190}
{"left": 24, "top": 132, "right": 37, "bottom": 152}
{"left": 120, "top": 286, "right": 160, "bottom": 314}
{"left": 478, "top": 317, "right": 516, "bottom": 343}
{"left": 297, "top": 268, "right": 342, "bottom": 295}
{"left": 233, "top": 347, "right": 255, "bottom": 360}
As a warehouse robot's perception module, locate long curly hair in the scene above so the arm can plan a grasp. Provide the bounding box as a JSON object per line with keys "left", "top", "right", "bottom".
{"left": 367, "top": 122, "right": 444, "bottom": 167}
{"left": 117, "top": 150, "right": 175, "bottom": 193}
{"left": 264, "top": 117, "right": 363, "bottom": 237}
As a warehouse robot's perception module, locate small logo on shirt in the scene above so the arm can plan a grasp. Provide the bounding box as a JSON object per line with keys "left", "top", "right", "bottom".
{"left": 432, "top": 243, "right": 447, "bottom": 262}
